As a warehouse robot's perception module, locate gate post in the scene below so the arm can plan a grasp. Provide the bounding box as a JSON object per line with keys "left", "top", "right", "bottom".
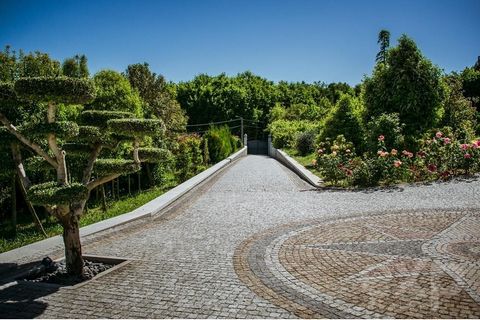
{"left": 243, "top": 133, "right": 248, "bottom": 147}
{"left": 268, "top": 134, "right": 273, "bottom": 157}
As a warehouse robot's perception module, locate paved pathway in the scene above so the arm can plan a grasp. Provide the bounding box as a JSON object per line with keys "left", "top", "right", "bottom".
{"left": 1, "top": 155, "right": 479, "bottom": 318}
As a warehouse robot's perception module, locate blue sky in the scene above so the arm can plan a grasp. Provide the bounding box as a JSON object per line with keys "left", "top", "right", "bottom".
{"left": 1, "top": 0, "right": 479, "bottom": 85}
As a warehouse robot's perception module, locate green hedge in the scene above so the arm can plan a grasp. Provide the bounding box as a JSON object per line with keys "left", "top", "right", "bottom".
{"left": 203, "top": 126, "right": 236, "bottom": 163}
{"left": 14, "top": 77, "right": 96, "bottom": 104}
{"left": 27, "top": 182, "right": 88, "bottom": 205}
{"left": 21, "top": 121, "right": 79, "bottom": 138}
{"left": 80, "top": 110, "right": 134, "bottom": 128}
{"left": 137, "top": 147, "right": 172, "bottom": 163}
{"left": 107, "top": 119, "right": 164, "bottom": 137}
{"left": 94, "top": 158, "right": 140, "bottom": 176}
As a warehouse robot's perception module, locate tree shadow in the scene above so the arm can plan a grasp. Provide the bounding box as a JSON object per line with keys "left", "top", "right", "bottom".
{"left": 0, "top": 281, "right": 59, "bottom": 318}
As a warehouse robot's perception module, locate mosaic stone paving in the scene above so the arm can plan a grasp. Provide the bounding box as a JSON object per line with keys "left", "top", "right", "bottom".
{"left": 234, "top": 210, "right": 480, "bottom": 318}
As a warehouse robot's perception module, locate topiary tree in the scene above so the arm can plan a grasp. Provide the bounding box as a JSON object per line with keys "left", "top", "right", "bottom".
{"left": 0, "top": 76, "right": 166, "bottom": 277}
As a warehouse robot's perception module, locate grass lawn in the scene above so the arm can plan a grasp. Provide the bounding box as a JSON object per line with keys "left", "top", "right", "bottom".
{"left": 0, "top": 185, "right": 173, "bottom": 254}
{"left": 283, "top": 148, "right": 323, "bottom": 177}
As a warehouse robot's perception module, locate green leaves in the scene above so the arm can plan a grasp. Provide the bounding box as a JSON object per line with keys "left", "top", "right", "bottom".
{"left": 14, "top": 76, "right": 96, "bottom": 104}
{"left": 94, "top": 158, "right": 140, "bottom": 176}
{"left": 80, "top": 110, "right": 134, "bottom": 128}
{"left": 107, "top": 118, "right": 165, "bottom": 137}
{"left": 136, "top": 147, "right": 172, "bottom": 163}
{"left": 27, "top": 182, "right": 88, "bottom": 205}
{"left": 21, "top": 121, "right": 79, "bottom": 138}
{"left": 0, "top": 82, "right": 16, "bottom": 104}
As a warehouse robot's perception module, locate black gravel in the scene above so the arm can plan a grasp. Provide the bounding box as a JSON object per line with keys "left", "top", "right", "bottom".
{"left": 18, "top": 257, "right": 114, "bottom": 286}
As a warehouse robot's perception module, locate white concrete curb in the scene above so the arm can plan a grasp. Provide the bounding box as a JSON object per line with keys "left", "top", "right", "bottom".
{"left": 271, "top": 148, "right": 323, "bottom": 188}
{"left": 0, "top": 147, "right": 247, "bottom": 263}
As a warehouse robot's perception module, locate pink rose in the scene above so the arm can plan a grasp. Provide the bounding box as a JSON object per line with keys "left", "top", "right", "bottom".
{"left": 436, "top": 131, "right": 443, "bottom": 138}
{"left": 378, "top": 135, "right": 385, "bottom": 141}
{"left": 443, "top": 138, "right": 451, "bottom": 144}
{"left": 394, "top": 160, "right": 402, "bottom": 168}
{"left": 427, "top": 164, "right": 437, "bottom": 172}
{"left": 460, "top": 144, "right": 469, "bottom": 150}
{"left": 391, "top": 149, "right": 398, "bottom": 155}
{"left": 464, "top": 153, "right": 472, "bottom": 159}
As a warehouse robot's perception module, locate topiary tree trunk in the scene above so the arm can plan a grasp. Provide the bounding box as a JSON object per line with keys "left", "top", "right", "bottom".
{"left": 0, "top": 78, "right": 168, "bottom": 277}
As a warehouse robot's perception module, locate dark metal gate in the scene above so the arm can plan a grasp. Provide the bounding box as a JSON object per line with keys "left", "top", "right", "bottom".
{"left": 247, "top": 139, "right": 268, "bottom": 155}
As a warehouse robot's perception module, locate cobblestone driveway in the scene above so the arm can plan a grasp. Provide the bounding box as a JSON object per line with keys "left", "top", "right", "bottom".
{"left": 1, "top": 155, "right": 479, "bottom": 318}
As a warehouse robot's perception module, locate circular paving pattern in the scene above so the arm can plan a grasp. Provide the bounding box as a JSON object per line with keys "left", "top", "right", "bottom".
{"left": 233, "top": 210, "right": 480, "bottom": 318}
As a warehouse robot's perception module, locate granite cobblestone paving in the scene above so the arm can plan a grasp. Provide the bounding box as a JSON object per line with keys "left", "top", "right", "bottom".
{"left": 1, "top": 155, "right": 479, "bottom": 318}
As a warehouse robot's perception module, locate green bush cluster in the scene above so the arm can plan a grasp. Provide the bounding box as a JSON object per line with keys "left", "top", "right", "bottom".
{"left": 137, "top": 147, "right": 172, "bottom": 163}
{"left": 21, "top": 121, "right": 79, "bottom": 139}
{"left": 314, "top": 131, "right": 480, "bottom": 187}
{"left": 27, "top": 182, "right": 89, "bottom": 205}
{"left": 93, "top": 159, "right": 141, "bottom": 176}
{"left": 14, "top": 76, "right": 96, "bottom": 104}
{"left": 295, "top": 131, "right": 315, "bottom": 156}
{"left": 268, "top": 119, "right": 320, "bottom": 149}
{"left": 203, "top": 126, "right": 238, "bottom": 163}
{"left": 175, "top": 134, "right": 204, "bottom": 182}
{"left": 80, "top": 110, "right": 134, "bottom": 128}
{"left": 107, "top": 118, "right": 165, "bottom": 137}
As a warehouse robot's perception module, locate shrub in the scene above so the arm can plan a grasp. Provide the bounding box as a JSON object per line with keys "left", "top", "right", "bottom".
{"left": 295, "top": 131, "right": 315, "bottom": 156}
{"left": 365, "top": 113, "right": 404, "bottom": 153}
{"left": 315, "top": 135, "right": 356, "bottom": 184}
{"left": 27, "top": 182, "right": 88, "bottom": 205}
{"left": 175, "top": 134, "right": 204, "bottom": 181}
{"left": 203, "top": 126, "right": 236, "bottom": 163}
{"left": 268, "top": 119, "right": 320, "bottom": 149}
{"left": 319, "top": 94, "right": 365, "bottom": 151}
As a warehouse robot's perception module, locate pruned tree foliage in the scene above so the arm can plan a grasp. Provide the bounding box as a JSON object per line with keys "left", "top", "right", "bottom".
{"left": 0, "top": 74, "right": 165, "bottom": 277}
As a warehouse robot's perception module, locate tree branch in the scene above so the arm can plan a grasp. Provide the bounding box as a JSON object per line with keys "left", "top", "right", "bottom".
{"left": 47, "top": 102, "right": 67, "bottom": 185}
{"left": 0, "top": 112, "right": 58, "bottom": 169}
{"left": 81, "top": 144, "right": 102, "bottom": 185}
{"left": 10, "top": 143, "right": 31, "bottom": 189}
{"left": 86, "top": 173, "right": 121, "bottom": 191}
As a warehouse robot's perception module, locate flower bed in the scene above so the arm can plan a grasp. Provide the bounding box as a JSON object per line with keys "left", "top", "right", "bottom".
{"left": 314, "top": 132, "right": 480, "bottom": 187}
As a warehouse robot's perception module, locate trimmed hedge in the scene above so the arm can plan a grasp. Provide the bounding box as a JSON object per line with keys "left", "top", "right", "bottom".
{"left": 21, "top": 121, "right": 79, "bottom": 138}
{"left": 80, "top": 110, "right": 134, "bottom": 128}
{"left": 27, "top": 182, "right": 88, "bottom": 205}
{"left": 107, "top": 119, "right": 165, "bottom": 137}
{"left": 136, "top": 147, "right": 172, "bottom": 163}
{"left": 14, "top": 77, "right": 96, "bottom": 104}
{"left": 94, "top": 158, "right": 140, "bottom": 176}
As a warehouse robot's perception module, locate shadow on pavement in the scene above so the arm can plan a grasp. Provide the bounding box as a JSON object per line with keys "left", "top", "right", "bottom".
{"left": 0, "top": 281, "right": 58, "bottom": 318}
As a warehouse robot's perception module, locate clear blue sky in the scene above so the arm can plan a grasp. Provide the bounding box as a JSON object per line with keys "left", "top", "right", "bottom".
{"left": 1, "top": 0, "right": 479, "bottom": 85}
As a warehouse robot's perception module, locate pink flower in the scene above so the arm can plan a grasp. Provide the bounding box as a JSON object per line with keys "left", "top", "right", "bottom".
{"left": 436, "top": 131, "right": 443, "bottom": 138}
{"left": 464, "top": 153, "right": 472, "bottom": 159}
{"left": 443, "top": 138, "right": 451, "bottom": 144}
{"left": 393, "top": 160, "right": 402, "bottom": 168}
{"left": 472, "top": 143, "right": 478, "bottom": 149}
{"left": 378, "top": 135, "right": 385, "bottom": 141}
{"left": 379, "top": 151, "right": 388, "bottom": 157}
{"left": 317, "top": 148, "right": 324, "bottom": 155}
{"left": 460, "top": 144, "right": 469, "bottom": 150}
{"left": 427, "top": 164, "right": 437, "bottom": 172}
{"left": 391, "top": 149, "right": 398, "bottom": 156}
{"left": 402, "top": 150, "right": 413, "bottom": 158}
